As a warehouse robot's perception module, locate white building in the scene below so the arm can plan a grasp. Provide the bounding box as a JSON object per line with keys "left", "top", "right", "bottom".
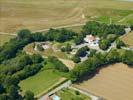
{"left": 125, "top": 27, "right": 131, "bottom": 34}
{"left": 84, "top": 35, "right": 100, "bottom": 46}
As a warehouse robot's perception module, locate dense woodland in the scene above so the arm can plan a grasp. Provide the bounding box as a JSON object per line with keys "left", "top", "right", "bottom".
{"left": 0, "top": 21, "right": 133, "bottom": 100}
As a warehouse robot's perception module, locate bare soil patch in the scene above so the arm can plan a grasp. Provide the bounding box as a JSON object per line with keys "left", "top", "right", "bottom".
{"left": 120, "top": 32, "right": 133, "bottom": 48}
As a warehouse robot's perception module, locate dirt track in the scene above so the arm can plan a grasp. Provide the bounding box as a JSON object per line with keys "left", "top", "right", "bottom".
{"left": 74, "top": 63, "right": 133, "bottom": 100}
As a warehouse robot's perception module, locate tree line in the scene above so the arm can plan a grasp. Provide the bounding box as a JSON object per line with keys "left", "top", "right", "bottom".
{"left": 70, "top": 48, "right": 133, "bottom": 82}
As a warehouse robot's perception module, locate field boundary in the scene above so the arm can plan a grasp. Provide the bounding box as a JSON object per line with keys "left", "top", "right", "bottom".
{"left": 36, "top": 78, "right": 68, "bottom": 98}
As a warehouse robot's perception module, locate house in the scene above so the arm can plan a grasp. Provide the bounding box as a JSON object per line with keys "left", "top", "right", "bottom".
{"left": 84, "top": 35, "right": 95, "bottom": 43}
{"left": 125, "top": 27, "right": 131, "bottom": 34}
{"left": 84, "top": 35, "right": 100, "bottom": 46}
{"left": 51, "top": 94, "right": 60, "bottom": 100}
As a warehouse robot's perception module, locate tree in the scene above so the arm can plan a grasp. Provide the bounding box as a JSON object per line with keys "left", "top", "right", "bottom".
{"left": 106, "top": 49, "right": 120, "bottom": 63}
{"left": 0, "top": 94, "right": 9, "bottom": 100}
{"left": 76, "top": 46, "right": 89, "bottom": 57}
{"left": 74, "top": 35, "right": 84, "bottom": 45}
{"left": 120, "top": 50, "right": 133, "bottom": 66}
{"left": 99, "top": 39, "right": 110, "bottom": 50}
{"left": 0, "top": 83, "right": 4, "bottom": 94}
{"left": 88, "top": 49, "right": 96, "bottom": 57}
{"left": 32, "top": 32, "right": 46, "bottom": 41}
{"left": 31, "top": 54, "right": 43, "bottom": 63}
{"left": 48, "top": 56, "right": 69, "bottom": 72}
{"left": 107, "top": 34, "right": 118, "bottom": 43}
{"left": 18, "top": 55, "right": 32, "bottom": 67}
{"left": 116, "top": 39, "right": 125, "bottom": 49}
{"left": 82, "top": 21, "right": 125, "bottom": 37}
{"left": 24, "top": 91, "right": 35, "bottom": 100}
{"left": 130, "top": 25, "right": 133, "bottom": 30}
{"left": 7, "top": 85, "right": 20, "bottom": 100}
{"left": 61, "top": 44, "right": 72, "bottom": 53}
{"left": 72, "top": 55, "right": 81, "bottom": 63}
{"left": 17, "top": 29, "right": 32, "bottom": 40}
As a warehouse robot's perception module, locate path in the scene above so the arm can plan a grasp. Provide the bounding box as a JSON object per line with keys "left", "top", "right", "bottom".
{"left": 69, "top": 86, "right": 102, "bottom": 100}
{"left": 118, "top": 14, "right": 133, "bottom": 23}
{"left": 38, "top": 80, "right": 72, "bottom": 100}
{"left": 33, "top": 23, "right": 85, "bottom": 33}
{"left": 0, "top": 23, "right": 85, "bottom": 35}
{"left": 0, "top": 32, "right": 16, "bottom": 36}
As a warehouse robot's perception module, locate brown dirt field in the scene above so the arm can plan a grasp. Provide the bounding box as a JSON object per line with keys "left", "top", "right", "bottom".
{"left": 0, "top": 0, "right": 133, "bottom": 33}
{"left": 74, "top": 63, "right": 133, "bottom": 100}
{"left": 120, "top": 32, "right": 133, "bottom": 48}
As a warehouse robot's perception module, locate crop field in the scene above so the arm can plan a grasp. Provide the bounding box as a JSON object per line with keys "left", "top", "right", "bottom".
{"left": 19, "top": 62, "right": 66, "bottom": 96}
{"left": 0, "top": 34, "right": 15, "bottom": 46}
{"left": 120, "top": 32, "right": 133, "bottom": 47}
{"left": 74, "top": 63, "right": 133, "bottom": 100}
{"left": 0, "top": 0, "right": 133, "bottom": 33}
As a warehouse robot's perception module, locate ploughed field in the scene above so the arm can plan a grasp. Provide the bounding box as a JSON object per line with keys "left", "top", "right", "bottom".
{"left": 74, "top": 63, "right": 133, "bottom": 100}
{"left": 0, "top": 0, "right": 133, "bottom": 33}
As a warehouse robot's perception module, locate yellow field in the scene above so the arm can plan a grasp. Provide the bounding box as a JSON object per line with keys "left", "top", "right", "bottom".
{"left": 121, "top": 32, "right": 133, "bottom": 47}
{"left": 0, "top": 34, "right": 15, "bottom": 46}
{"left": 74, "top": 63, "right": 133, "bottom": 100}
{"left": 0, "top": 0, "right": 133, "bottom": 33}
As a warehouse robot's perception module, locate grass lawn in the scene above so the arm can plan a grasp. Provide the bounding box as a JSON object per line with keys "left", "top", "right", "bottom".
{"left": 0, "top": 34, "right": 15, "bottom": 46}
{"left": 120, "top": 32, "right": 133, "bottom": 47}
{"left": 57, "top": 88, "right": 91, "bottom": 100}
{"left": 19, "top": 62, "right": 67, "bottom": 96}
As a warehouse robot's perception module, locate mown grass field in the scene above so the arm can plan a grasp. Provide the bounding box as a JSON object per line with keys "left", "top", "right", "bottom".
{"left": 74, "top": 63, "right": 133, "bottom": 100}
{"left": 19, "top": 62, "right": 66, "bottom": 96}
{"left": 57, "top": 88, "right": 91, "bottom": 100}
{"left": 120, "top": 31, "right": 133, "bottom": 47}
{"left": 0, "top": 0, "right": 133, "bottom": 33}
{"left": 0, "top": 34, "right": 15, "bottom": 46}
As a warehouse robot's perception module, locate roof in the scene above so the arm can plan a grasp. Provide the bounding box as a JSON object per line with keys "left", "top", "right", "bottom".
{"left": 52, "top": 95, "right": 60, "bottom": 100}
{"left": 87, "top": 35, "right": 95, "bottom": 41}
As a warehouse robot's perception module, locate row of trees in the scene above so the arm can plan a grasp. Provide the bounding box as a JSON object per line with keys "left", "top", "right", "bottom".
{"left": 0, "top": 28, "right": 75, "bottom": 63}
{"left": 45, "top": 28, "right": 76, "bottom": 42}
{"left": 82, "top": 21, "right": 126, "bottom": 37}
{"left": 0, "top": 29, "right": 46, "bottom": 100}
{"left": 0, "top": 53, "right": 44, "bottom": 100}
{"left": 70, "top": 48, "right": 133, "bottom": 82}
{"left": 48, "top": 56, "right": 69, "bottom": 72}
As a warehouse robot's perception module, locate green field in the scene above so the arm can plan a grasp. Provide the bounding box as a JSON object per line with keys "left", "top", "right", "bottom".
{"left": 19, "top": 62, "right": 66, "bottom": 96}
{"left": 0, "top": 0, "right": 133, "bottom": 33}
{"left": 0, "top": 34, "right": 15, "bottom": 46}
{"left": 57, "top": 88, "right": 91, "bottom": 100}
